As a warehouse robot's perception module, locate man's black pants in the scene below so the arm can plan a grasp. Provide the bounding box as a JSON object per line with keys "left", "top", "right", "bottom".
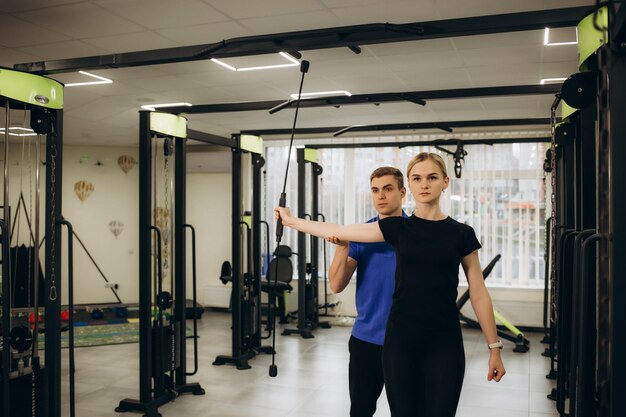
{"left": 349, "top": 335, "right": 385, "bottom": 417}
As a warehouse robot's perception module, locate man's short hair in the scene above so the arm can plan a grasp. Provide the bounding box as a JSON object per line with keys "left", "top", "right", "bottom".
{"left": 370, "top": 166, "right": 404, "bottom": 189}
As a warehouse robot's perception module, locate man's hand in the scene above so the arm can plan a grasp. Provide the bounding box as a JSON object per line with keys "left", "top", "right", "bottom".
{"left": 326, "top": 236, "right": 349, "bottom": 247}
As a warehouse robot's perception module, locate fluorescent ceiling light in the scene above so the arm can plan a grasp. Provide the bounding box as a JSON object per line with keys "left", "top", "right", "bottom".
{"left": 544, "top": 27, "right": 578, "bottom": 46}
{"left": 65, "top": 71, "right": 113, "bottom": 87}
{"left": 289, "top": 90, "right": 352, "bottom": 99}
{"left": 0, "top": 127, "right": 38, "bottom": 137}
{"left": 141, "top": 102, "right": 193, "bottom": 112}
{"left": 211, "top": 52, "right": 299, "bottom": 72}
{"left": 540, "top": 77, "right": 567, "bottom": 85}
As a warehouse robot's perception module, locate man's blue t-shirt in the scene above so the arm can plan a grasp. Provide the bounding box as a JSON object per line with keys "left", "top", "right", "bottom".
{"left": 349, "top": 212, "right": 406, "bottom": 346}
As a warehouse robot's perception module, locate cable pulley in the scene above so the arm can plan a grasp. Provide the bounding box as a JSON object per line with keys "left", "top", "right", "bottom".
{"left": 9, "top": 325, "right": 33, "bottom": 353}
{"left": 156, "top": 291, "right": 173, "bottom": 310}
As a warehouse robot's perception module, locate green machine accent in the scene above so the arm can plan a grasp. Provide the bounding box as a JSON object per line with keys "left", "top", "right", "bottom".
{"left": 561, "top": 101, "right": 578, "bottom": 120}
{"left": 240, "top": 134, "right": 263, "bottom": 154}
{"left": 303, "top": 148, "right": 319, "bottom": 164}
{"left": 577, "top": 6, "right": 608, "bottom": 71}
{"left": 0, "top": 68, "right": 63, "bottom": 109}
{"left": 241, "top": 214, "right": 252, "bottom": 229}
{"left": 494, "top": 309, "right": 524, "bottom": 338}
{"left": 149, "top": 112, "right": 187, "bottom": 138}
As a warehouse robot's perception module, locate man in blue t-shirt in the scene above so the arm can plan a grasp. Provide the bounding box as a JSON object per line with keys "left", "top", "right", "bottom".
{"left": 327, "top": 166, "right": 406, "bottom": 417}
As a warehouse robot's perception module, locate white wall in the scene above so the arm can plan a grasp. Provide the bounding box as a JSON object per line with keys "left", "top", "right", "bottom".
{"left": 185, "top": 172, "right": 232, "bottom": 307}
{"left": 285, "top": 280, "right": 545, "bottom": 328}
{"left": 59, "top": 146, "right": 140, "bottom": 304}
{"left": 2, "top": 144, "right": 234, "bottom": 306}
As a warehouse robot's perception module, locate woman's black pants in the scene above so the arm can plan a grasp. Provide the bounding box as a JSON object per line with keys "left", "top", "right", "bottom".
{"left": 382, "top": 321, "right": 465, "bottom": 417}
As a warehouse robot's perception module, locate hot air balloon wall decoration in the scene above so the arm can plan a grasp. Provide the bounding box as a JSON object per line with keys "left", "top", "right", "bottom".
{"left": 117, "top": 155, "right": 136, "bottom": 174}
{"left": 74, "top": 180, "right": 94, "bottom": 203}
{"left": 109, "top": 220, "right": 124, "bottom": 239}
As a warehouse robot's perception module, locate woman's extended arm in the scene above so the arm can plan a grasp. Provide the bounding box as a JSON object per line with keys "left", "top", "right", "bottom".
{"left": 275, "top": 207, "right": 384, "bottom": 243}
{"left": 462, "top": 250, "right": 506, "bottom": 382}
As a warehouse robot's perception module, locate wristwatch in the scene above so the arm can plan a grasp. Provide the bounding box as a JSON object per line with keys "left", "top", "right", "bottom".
{"left": 488, "top": 340, "right": 503, "bottom": 350}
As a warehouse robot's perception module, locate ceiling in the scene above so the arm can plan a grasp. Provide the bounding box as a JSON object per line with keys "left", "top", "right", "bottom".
{"left": 0, "top": 0, "right": 593, "bottom": 147}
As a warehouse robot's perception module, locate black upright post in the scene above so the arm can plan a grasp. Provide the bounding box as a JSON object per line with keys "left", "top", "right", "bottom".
{"left": 251, "top": 153, "right": 269, "bottom": 351}
{"left": 578, "top": 106, "right": 596, "bottom": 230}
{"left": 138, "top": 111, "right": 153, "bottom": 405}
{"left": 45, "top": 110, "right": 63, "bottom": 417}
{"left": 251, "top": 154, "right": 262, "bottom": 348}
{"left": 283, "top": 148, "right": 313, "bottom": 338}
{"left": 297, "top": 148, "right": 307, "bottom": 335}
{"left": 283, "top": 149, "right": 327, "bottom": 338}
{"left": 311, "top": 163, "right": 330, "bottom": 329}
{"left": 608, "top": 42, "right": 626, "bottom": 417}
{"left": 0, "top": 216, "right": 8, "bottom": 417}
{"left": 117, "top": 111, "right": 173, "bottom": 417}
{"left": 172, "top": 134, "right": 204, "bottom": 395}
{"left": 232, "top": 137, "right": 243, "bottom": 357}
{"left": 213, "top": 135, "right": 258, "bottom": 369}
{"left": 174, "top": 136, "right": 186, "bottom": 386}
{"left": 310, "top": 163, "right": 319, "bottom": 324}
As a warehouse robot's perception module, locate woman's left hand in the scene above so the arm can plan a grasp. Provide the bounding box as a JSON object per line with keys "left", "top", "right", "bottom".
{"left": 487, "top": 350, "right": 506, "bottom": 382}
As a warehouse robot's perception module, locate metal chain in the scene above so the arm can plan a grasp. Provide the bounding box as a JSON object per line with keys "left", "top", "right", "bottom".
{"left": 549, "top": 104, "right": 558, "bottom": 324}
{"left": 49, "top": 140, "right": 57, "bottom": 301}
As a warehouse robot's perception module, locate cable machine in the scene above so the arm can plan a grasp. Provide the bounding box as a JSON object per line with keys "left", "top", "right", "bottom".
{"left": 282, "top": 148, "right": 331, "bottom": 338}
{"left": 116, "top": 111, "right": 204, "bottom": 417}
{"left": 213, "top": 133, "right": 274, "bottom": 369}
{"left": 0, "top": 68, "right": 65, "bottom": 417}
{"left": 543, "top": 5, "right": 625, "bottom": 416}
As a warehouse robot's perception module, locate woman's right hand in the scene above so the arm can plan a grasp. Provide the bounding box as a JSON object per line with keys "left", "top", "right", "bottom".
{"left": 274, "top": 206, "right": 293, "bottom": 226}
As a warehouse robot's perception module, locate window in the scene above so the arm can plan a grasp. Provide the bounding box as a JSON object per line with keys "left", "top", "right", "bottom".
{"left": 265, "top": 140, "right": 548, "bottom": 288}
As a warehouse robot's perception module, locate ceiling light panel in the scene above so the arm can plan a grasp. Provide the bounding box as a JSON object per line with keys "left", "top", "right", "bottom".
{"left": 540, "top": 77, "right": 567, "bottom": 85}
{"left": 290, "top": 90, "right": 352, "bottom": 99}
{"left": 210, "top": 52, "right": 299, "bottom": 72}
{"left": 140, "top": 102, "right": 193, "bottom": 111}
{"left": 65, "top": 71, "right": 113, "bottom": 87}
{"left": 544, "top": 27, "right": 578, "bottom": 46}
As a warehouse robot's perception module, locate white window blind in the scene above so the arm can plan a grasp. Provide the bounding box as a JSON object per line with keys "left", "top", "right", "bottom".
{"left": 265, "top": 141, "right": 548, "bottom": 288}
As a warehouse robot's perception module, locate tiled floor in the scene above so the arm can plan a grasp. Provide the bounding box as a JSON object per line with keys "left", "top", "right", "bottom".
{"left": 61, "top": 311, "right": 559, "bottom": 416}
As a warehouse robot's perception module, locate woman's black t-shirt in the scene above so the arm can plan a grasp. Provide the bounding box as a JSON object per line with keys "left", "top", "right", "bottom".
{"left": 378, "top": 215, "right": 481, "bottom": 330}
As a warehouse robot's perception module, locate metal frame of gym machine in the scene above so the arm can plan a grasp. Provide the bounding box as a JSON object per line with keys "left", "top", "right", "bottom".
{"left": 116, "top": 111, "right": 204, "bottom": 417}
{"left": 543, "top": 5, "right": 626, "bottom": 416}
{"left": 212, "top": 133, "right": 274, "bottom": 369}
{"left": 545, "top": 86, "right": 597, "bottom": 416}
{"left": 282, "top": 148, "right": 330, "bottom": 338}
{"left": 0, "top": 68, "right": 65, "bottom": 417}
{"left": 601, "top": 4, "right": 626, "bottom": 415}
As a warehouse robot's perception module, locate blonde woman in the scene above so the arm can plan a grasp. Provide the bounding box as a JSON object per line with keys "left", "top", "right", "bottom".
{"left": 275, "top": 152, "right": 505, "bottom": 417}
